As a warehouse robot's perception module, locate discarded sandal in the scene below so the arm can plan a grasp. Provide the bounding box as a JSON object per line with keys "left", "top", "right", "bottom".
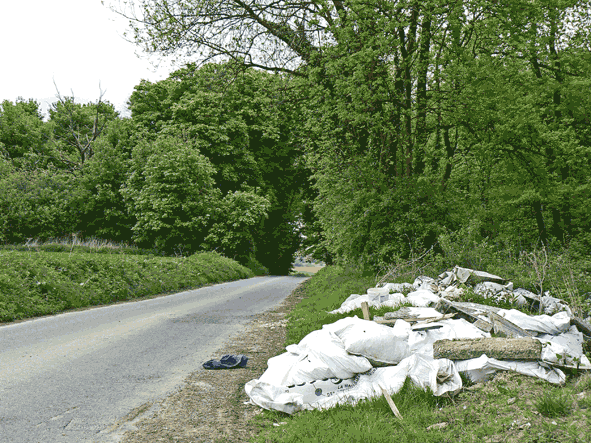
{"left": 203, "top": 354, "right": 248, "bottom": 369}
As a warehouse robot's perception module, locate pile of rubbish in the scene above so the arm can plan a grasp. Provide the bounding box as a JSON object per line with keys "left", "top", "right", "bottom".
{"left": 245, "top": 266, "right": 591, "bottom": 415}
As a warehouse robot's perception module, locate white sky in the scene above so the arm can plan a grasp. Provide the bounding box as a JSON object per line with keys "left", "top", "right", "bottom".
{"left": 0, "top": 0, "right": 175, "bottom": 117}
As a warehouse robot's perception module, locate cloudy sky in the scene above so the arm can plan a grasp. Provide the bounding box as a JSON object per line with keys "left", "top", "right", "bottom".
{"left": 0, "top": 0, "right": 175, "bottom": 117}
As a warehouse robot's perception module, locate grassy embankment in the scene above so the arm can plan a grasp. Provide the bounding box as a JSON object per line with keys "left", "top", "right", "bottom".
{"left": 250, "top": 247, "right": 591, "bottom": 443}
{"left": 0, "top": 236, "right": 259, "bottom": 324}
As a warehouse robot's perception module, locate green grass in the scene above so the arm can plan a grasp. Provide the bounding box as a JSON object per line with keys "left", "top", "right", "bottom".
{"left": 535, "top": 389, "right": 574, "bottom": 418}
{"left": 0, "top": 245, "right": 254, "bottom": 323}
{"left": 249, "top": 257, "right": 591, "bottom": 443}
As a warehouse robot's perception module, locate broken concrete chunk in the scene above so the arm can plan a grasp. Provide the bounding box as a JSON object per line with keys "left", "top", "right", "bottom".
{"left": 433, "top": 337, "right": 542, "bottom": 361}
{"left": 473, "top": 319, "right": 494, "bottom": 333}
{"left": 384, "top": 307, "right": 421, "bottom": 320}
{"left": 440, "top": 285, "right": 464, "bottom": 299}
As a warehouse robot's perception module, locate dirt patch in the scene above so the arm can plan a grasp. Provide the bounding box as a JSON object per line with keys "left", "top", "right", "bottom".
{"left": 114, "top": 280, "right": 309, "bottom": 443}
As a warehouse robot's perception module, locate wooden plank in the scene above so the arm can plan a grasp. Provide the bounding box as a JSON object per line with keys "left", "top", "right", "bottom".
{"left": 488, "top": 312, "right": 532, "bottom": 338}
{"left": 379, "top": 385, "right": 403, "bottom": 419}
{"left": 374, "top": 314, "right": 455, "bottom": 325}
{"left": 413, "top": 313, "right": 455, "bottom": 325}
{"left": 361, "top": 301, "right": 370, "bottom": 321}
{"left": 433, "top": 337, "right": 542, "bottom": 361}
{"left": 435, "top": 299, "right": 493, "bottom": 333}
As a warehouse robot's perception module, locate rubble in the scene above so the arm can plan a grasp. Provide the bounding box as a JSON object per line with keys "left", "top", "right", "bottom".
{"left": 245, "top": 266, "right": 591, "bottom": 415}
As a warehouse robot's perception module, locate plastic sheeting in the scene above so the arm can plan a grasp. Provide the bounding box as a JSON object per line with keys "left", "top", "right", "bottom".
{"left": 455, "top": 355, "right": 566, "bottom": 384}
{"left": 245, "top": 354, "right": 462, "bottom": 415}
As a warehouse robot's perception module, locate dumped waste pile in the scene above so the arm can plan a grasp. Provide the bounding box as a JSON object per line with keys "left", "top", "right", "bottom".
{"left": 245, "top": 266, "right": 591, "bottom": 415}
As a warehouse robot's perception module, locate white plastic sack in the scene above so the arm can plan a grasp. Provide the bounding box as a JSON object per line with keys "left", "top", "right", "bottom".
{"left": 258, "top": 326, "right": 373, "bottom": 387}
{"left": 245, "top": 354, "right": 462, "bottom": 414}
{"left": 327, "top": 293, "right": 405, "bottom": 314}
{"left": 330, "top": 316, "right": 411, "bottom": 365}
{"left": 367, "top": 287, "right": 391, "bottom": 297}
{"left": 455, "top": 354, "right": 566, "bottom": 385}
{"left": 406, "top": 290, "right": 441, "bottom": 307}
{"left": 497, "top": 309, "right": 571, "bottom": 335}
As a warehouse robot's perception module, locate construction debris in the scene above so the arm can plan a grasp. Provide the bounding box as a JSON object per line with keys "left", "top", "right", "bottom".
{"left": 245, "top": 265, "right": 591, "bottom": 415}
{"left": 433, "top": 338, "right": 542, "bottom": 361}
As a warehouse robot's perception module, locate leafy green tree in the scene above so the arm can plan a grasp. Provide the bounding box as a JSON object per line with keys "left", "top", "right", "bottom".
{"left": 0, "top": 98, "right": 52, "bottom": 169}
{"left": 202, "top": 190, "right": 271, "bottom": 264}
{"left": 121, "top": 136, "right": 221, "bottom": 254}
{"left": 108, "top": 0, "right": 591, "bottom": 266}
{"left": 75, "top": 118, "right": 137, "bottom": 242}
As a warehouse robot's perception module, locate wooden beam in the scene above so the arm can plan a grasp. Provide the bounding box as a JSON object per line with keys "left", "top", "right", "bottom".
{"left": 433, "top": 337, "right": 542, "bottom": 360}
{"left": 435, "top": 299, "right": 493, "bottom": 333}
{"left": 374, "top": 314, "right": 455, "bottom": 325}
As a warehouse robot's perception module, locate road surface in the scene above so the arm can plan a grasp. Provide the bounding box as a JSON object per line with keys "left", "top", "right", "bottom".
{"left": 0, "top": 275, "right": 308, "bottom": 443}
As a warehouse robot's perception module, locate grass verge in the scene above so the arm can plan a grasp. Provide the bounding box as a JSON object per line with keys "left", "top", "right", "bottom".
{"left": 0, "top": 246, "right": 254, "bottom": 324}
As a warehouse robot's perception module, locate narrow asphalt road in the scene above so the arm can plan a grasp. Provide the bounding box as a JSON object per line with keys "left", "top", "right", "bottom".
{"left": 0, "top": 275, "right": 308, "bottom": 443}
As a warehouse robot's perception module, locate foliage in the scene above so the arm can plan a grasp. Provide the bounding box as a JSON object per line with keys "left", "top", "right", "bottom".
{"left": 203, "top": 190, "right": 271, "bottom": 265}
{"left": 0, "top": 98, "right": 53, "bottom": 168}
{"left": 75, "top": 118, "right": 136, "bottom": 242}
{"left": 122, "top": 135, "right": 221, "bottom": 254}
{"left": 283, "top": 265, "right": 375, "bottom": 347}
{"left": 47, "top": 95, "right": 119, "bottom": 170}
{"left": 127, "top": 62, "right": 311, "bottom": 273}
{"left": 0, "top": 249, "right": 253, "bottom": 323}
{"left": 308, "top": 150, "right": 449, "bottom": 269}
{"left": 0, "top": 166, "right": 88, "bottom": 243}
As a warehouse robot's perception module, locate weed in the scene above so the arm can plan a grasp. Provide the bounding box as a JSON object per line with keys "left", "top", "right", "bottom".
{"left": 535, "top": 389, "right": 573, "bottom": 418}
